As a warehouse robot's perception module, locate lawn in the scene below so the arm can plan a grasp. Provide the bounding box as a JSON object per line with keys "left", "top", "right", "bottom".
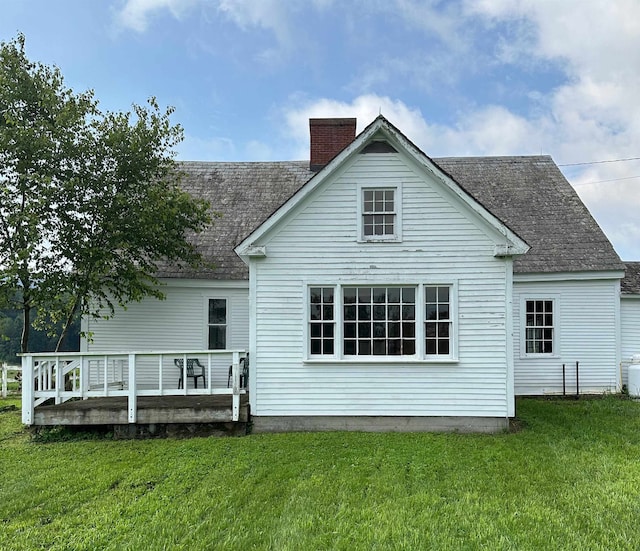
{"left": 1, "top": 397, "right": 640, "bottom": 550}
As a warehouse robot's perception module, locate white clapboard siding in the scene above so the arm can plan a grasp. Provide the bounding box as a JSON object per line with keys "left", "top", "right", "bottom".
{"left": 621, "top": 297, "right": 640, "bottom": 387}
{"left": 251, "top": 152, "right": 512, "bottom": 418}
{"left": 85, "top": 281, "right": 249, "bottom": 389}
{"left": 513, "top": 279, "right": 619, "bottom": 395}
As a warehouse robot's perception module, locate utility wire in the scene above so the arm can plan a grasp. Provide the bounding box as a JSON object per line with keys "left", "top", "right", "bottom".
{"left": 573, "top": 175, "right": 640, "bottom": 186}
{"left": 559, "top": 156, "right": 640, "bottom": 167}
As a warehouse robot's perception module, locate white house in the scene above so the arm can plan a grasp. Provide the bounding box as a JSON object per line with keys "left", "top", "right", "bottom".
{"left": 81, "top": 116, "right": 634, "bottom": 432}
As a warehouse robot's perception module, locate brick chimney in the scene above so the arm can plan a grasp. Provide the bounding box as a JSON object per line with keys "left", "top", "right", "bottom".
{"left": 309, "top": 118, "right": 357, "bottom": 171}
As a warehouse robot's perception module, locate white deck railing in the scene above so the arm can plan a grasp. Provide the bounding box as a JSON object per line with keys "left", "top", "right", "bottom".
{"left": 21, "top": 350, "right": 247, "bottom": 425}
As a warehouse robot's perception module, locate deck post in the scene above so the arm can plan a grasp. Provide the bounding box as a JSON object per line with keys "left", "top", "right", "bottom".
{"left": 231, "top": 351, "right": 240, "bottom": 421}
{"left": 22, "top": 356, "right": 34, "bottom": 425}
{"left": 54, "top": 358, "right": 61, "bottom": 404}
{"left": 1, "top": 363, "right": 6, "bottom": 399}
{"left": 81, "top": 356, "right": 89, "bottom": 399}
{"left": 128, "top": 354, "right": 137, "bottom": 423}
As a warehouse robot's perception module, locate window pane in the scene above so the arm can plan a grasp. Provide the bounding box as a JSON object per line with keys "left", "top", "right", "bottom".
{"left": 438, "top": 340, "right": 450, "bottom": 355}
{"left": 344, "top": 323, "right": 356, "bottom": 338}
{"left": 438, "top": 305, "right": 450, "bottom": 320}
{"left": 323, "top": 305, "right": 333, "bottom": 320}
{"left": 426, "top": 339, "right": 436, "bottom": 355}
{"left": 403, "top": 339, "right": 416, "bottom": 355}
{"left": 358, "top": 288, "right": 371, "bottom": 302}
{"left": 438, "top": 287, "right": 449, "bottom": 302}
{"left": 388, "top": 339, "right": 401, "bottom": 355}
{"left": 402, "top": 305, "right": 415, "bottom": 320}
{"left": 358, "top": 323, "right": 371, "bottom": 338}
{"left": 426, "top": 287, "right": 436, "bottom": 303}
{"left": 209, "top": 299, "right": 226, "bottom": 324}
{"left": 402, "top": 322, "right": 415, "bottom": 338}
{"left": 373, "top": 305, "right": 386, "bottom": 320}
{"left": 310, "top": 304, "right": 321, "bottom": 321}
{"left": 208, "top": 326, "right": 226, "bottom": 350}
{"left": 311, "top": 339, "right": 322, "bottom": 355}
{"left": 373, "top": 340, "right": 386, "bottom": 355}
{"left": 388, "top": 288, "right": 400, "bottom": 303}
{"left": 323, "top": 323, "right": 334, "bottom": 338}
{"left": 310, "top": 324, "right": 321, "bottom": 338}
{"left": 426, "top": 304, "right": 437, "bottom": 320}
{"left": 402, "top": 287, "right": 415, "bottom": 303}
{"left": 344, "top": 340, "right": 356, "bottom": 355}
{"left": 323, "top": 340, "right": 334, "bottom": 355}
{"left": 358, "top": 305, "right": 371, "bottom": 320}
{"left": 310, "top": 288, "right": 322, "bottom": 304}
{"left": 388, "top": 305, "right": 400, "bottom": 321}
{"left": 358, "top": 340, "right": 371, "bottom": 355}
{"left": 373, "top": 288, "right": 386, "bottom": 303}
{"left": 388, "top": 322, "right": 400, "bottom": 338}
{"left": 373, "top": 322, "right": 386, "bottom": 337}
{"left": 344, "top": 288, "right": 356, "bottom": 304}
{"left": 344, "top": 305, "right": 356, "bottom": 321}
{"left": 323, "top": 288, "right": 334, "bottom": 303}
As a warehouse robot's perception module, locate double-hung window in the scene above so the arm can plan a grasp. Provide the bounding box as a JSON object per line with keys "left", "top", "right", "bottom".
{"left": 524, "top": 299, "right": 554, "bottom": 354}
{"left": 208, "top": 298, "right": 227, "bottom": 349}
{"left": 359, "top": 186, "right": 400, "bottom": 241}
{"left": 309, "top": 287, "right": 335, "bottom": 355}
{"left": 308, "top": 284, "right": 455, "bottom": 359}
{"left": 425, "top": 286, "right": 451, "bottom": 356}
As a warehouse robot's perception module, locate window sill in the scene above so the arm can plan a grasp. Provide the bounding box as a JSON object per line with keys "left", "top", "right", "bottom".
{"left": 358, "top": 237, "right": 401, "bottom": 244}
{"left": 520, "top": 354, "right": 559, "bottom": 360}
{"left": 304, "top": 358, "right": 459, "bottom": 365}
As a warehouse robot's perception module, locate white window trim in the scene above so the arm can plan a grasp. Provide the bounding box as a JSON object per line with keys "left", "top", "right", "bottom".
{"left": 357, "top": 182, "right": 403, "bottom": 243}
{"left": 204, "top": 296, "right": 229, "bottom": 350}
{"left": 519, "top": 295, "right": 560, "bottom": 359}
{"left": 303, "top": 280, "right": 458, "bottom": 362}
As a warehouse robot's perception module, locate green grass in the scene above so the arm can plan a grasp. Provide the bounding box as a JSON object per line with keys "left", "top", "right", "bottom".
{"left": 1, "top": 397, "right": 640, "bottom": 550}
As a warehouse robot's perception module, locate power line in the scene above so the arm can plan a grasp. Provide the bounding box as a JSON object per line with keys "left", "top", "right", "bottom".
{"left": 559, "top": 156, "right": 640, "bottom": 167}
{"left": 573, "top": 175, "right": 640, "bottom": 186}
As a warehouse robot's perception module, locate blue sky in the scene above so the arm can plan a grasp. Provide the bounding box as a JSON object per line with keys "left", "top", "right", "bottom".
{"left": 3, "top": 0, "right": 640, "bottom": 259}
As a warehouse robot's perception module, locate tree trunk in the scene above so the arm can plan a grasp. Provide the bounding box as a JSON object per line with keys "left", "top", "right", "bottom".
{"left": 21, "top": 301, "right": 30, "bottom": 353}
{"left": 55, "top": 298, "right": 80, "bottom": 352}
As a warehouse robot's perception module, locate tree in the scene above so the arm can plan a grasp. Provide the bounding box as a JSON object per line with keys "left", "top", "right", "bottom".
{"left": 0, "top": 34, "right": 211, "bottom": 353}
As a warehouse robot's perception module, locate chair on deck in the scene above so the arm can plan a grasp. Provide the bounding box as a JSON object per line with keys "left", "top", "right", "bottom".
{"left": 228, "top": 354, "right": 249, "bottom": 389}
{"left": 175, "top": 358, "right": 206, "bottom": 389}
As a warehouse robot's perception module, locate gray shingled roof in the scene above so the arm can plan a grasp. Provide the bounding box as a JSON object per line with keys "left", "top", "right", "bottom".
{"left": 622, "top": 262, "right": 640, "bottom": 294}
{"left": 157, "top": 161, "right": 313, "bottom": 279}
{"left": 434, "top": 156, "right": 624, "bottom": 274}
{"left": 158, "top": 155, "right": 623, "bottom": 280}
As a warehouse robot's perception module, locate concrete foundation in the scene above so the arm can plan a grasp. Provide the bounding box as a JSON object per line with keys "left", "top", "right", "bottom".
{"left": 251, "top": 415, "right": 509, "bottom": 434}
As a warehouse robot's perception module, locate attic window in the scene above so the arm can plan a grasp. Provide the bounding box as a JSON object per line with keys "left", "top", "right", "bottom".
{"left": 359, "top": 185, "right": 401, "bottom": 241}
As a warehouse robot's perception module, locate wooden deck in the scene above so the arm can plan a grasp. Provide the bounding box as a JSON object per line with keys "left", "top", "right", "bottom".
{"left": 33, "top": 394, "right": 250, "bottom": 426}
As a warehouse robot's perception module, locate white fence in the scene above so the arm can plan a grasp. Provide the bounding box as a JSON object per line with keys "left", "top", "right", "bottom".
{"left": 2, "top": 363, "right": 21, "bottom": 399}
{"left": 21, "top": 350, "right": 247, "bottom": 425}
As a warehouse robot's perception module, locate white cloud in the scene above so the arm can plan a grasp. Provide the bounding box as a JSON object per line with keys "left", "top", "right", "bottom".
{"left": 281, "top": 95, "right": 546, "bottom": 160}
{"left": 463, "top": 0, "right": 640, "bottom": 259}
{"left": 116, "top": 0, "right": 198, "bottom": 32}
